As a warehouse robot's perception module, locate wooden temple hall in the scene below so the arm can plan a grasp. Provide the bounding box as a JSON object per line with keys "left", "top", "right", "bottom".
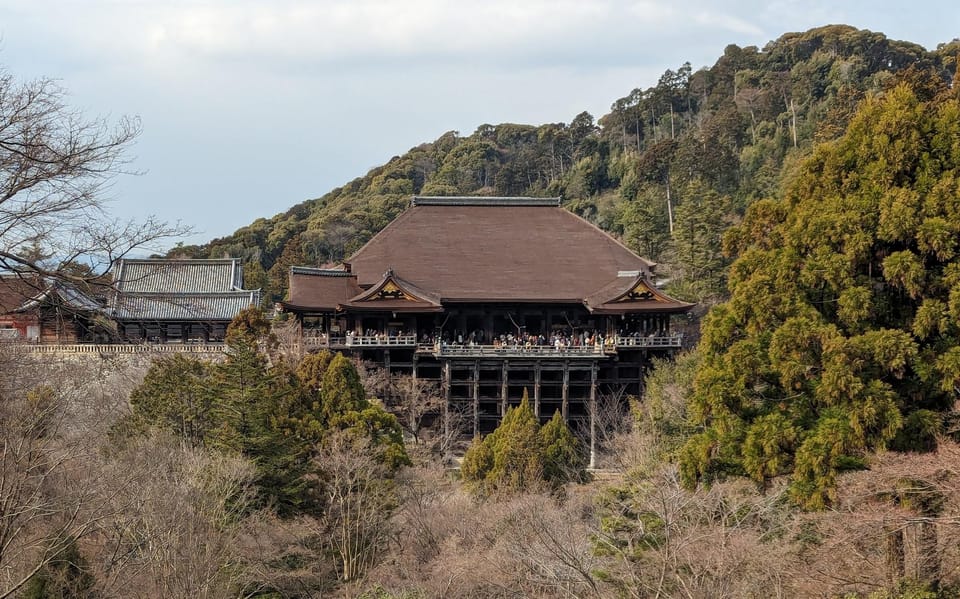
{"left": 282, "top": 196, "right": 693, "bottom": 443}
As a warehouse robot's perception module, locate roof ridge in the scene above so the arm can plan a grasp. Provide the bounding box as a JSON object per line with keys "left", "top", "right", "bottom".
{"left": 117, "top": 290, "right": 258, "bottom": 297}
{"left": 411, "top": 196, "right": 560, "bottom": 207}
{"left": 118, "top": 258, "right": 241, "bottom": 263}
{"left": 290, "top": 266, "right": 354, "bottom": 277}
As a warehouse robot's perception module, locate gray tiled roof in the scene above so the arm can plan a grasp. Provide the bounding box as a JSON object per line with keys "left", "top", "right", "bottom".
{"left": 111, "top": 291, "right": 260, "bottom": 321}
{"left": 24, "top": 282, "right": 103, "bottom": 312}
{"left": 114, "top": 259, "right": 244, "bottom": 293}
{"left": 110, "top": 259, "right": 260, "bottom": 322}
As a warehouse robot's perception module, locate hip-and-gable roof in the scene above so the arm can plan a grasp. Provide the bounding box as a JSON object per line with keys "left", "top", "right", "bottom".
{"left": 110, "top": 258, "right": 259, "bottom": 322}
{"left": 344, "top": 196, "right": 657, "bottom": 303}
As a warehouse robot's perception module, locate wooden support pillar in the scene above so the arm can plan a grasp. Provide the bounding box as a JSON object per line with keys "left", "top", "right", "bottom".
{"left": 412, "top": 355, "right": 418, "bottom": 381}
{"left": 534, "top": 362, "right": 541, "bottom": 419}
{"left": 472, "top": 360, "right": 480, "bottom": 437}
{"left": 561, "top": 360, "right": 570, "bottom": 420}
{"left": 382, "top": 349, "right": 391, "bottom": 403}
{"left": 885, "top": 525, "right": 905, "bottom": 590}
{"left": 442, "top": 361, "right": 452, "bottom": 440}
{"left": 589, "top": 362, "right": 598, "bottom": 470}
{"left": 501, "top": 360, "right": 509, "bottom": 416}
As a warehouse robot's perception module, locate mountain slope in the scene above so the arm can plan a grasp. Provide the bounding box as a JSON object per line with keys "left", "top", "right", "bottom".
{"left": 170, "top": 25, "right": 959, "bottom": 304}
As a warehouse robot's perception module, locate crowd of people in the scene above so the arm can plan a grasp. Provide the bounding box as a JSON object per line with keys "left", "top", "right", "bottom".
{"left": 424, "top": 328, "right": 669, "bottom": 351}
{"left": 303, "top": 325, "right": 673, "bottom": 349}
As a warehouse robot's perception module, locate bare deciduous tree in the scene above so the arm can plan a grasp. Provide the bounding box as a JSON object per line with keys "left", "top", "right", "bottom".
{"left": 315, "top": 432, "right": 397, "bottom": 584}
{"left": 352, "top": 359, "right": 391, "bottom": 402}
{"left": 0, "top": 347, "right": 120, "bottom": 598}
{"left": 90, "top": 435, "right": 259, "bottom": 599}
{"left": 389, "top": 374, "right": 443, "bottom": 444}
{"left": 584, "top": 386, "right": 633, "bottom": 470}
{"left": 0, "top": 65, "right": 186, "bottom": 290}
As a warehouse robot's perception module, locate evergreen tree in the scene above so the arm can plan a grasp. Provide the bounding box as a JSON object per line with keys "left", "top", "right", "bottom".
{"left": 681, "top": 80, "right": 960, "bottom": 508}
{"left": 127, "top": 354, "right": 213, "bottom": 446}
{"left": 540, "top": 410, "right": 587, "bottom": 485}
{"left": 668, "top": 181, "right": 732, "bottom": 301}
{"left": 209, "top": 321, "right": 313, "bottom": 516}
{"left": 462, "top": 390, "right": 586, "bottom": 493}
{"left": 320, "top": 353, "right": 367, "bottom": 423}
{"left": 460, "top": 434, "right": 494, "bottom": 484}
{"left": 486, "top": 392, "right": 543, "bottom": 492}
{"left": 318, "top": 353, "right": 409, "bottom": 470}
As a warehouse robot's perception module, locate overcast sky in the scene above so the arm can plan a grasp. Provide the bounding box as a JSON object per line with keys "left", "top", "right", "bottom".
{"left": 1, "top": 1, "right": 957, "bottom": 247}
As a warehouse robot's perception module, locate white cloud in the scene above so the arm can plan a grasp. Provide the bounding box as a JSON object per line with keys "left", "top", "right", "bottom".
{"left": 2, "top": 0, "right": 779, "bottom": 74}
{"left": 2, "top": 0, "right": 957, "bottom": 245}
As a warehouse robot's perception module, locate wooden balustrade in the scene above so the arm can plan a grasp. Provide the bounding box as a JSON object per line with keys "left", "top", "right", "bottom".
{"left": 345, "top": 334, "right": 417, "bottom": 347}
{"left": 424, "top": 343, "right": 606, "bottom": 358}
{"left": 303, "top": 335, "right": 416, "bottom": 349}
{"left": 6, "top": 333, "right": 682, "bottom": 356}
{"left": 15, "top": 343, "right": 227, "bottom": 354}
{"left": 614, "top": 334, "right": 683, "bottom": 348}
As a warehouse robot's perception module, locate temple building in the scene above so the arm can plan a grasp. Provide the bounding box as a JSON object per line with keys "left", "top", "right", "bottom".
{"left": 282, "top": 196, "right": 693, "bottom": 456}
{"left": 108, "top": 258, "right": 260, "bottom": 343}
{"left": 0, "top": 275, "right": 105, "bottom": 343}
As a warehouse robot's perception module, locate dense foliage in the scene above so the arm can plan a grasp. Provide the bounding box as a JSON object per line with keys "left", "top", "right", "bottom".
{"left": 681, "top": 78, "right": 960, "bottom": 508}
{"left": 124, "top": 308, "right": 409, "bottom": 516}
{"left": 171, "top": 26, "right": 959, "bottom": 305}
{"left": 461, "top": 391, "right": 587, "bottom": 493}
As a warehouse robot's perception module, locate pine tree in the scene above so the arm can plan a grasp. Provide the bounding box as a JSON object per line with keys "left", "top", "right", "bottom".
{"left": 209, "top": 328, "right": 313, "bottom": 516}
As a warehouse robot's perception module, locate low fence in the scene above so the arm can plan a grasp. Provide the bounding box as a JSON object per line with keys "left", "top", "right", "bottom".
{"left": 303, "top": 335, "right": 417, "bottom": 349}
{"left": 614, "top": 334, "right": 683, "bottom": 348}
{"left": 18, "top": 343, "right": 227, "bottom": 355}
{"left": 10, "top": 334, "right": 683, "bottom": 356}
{"left": 425, "top": 344, "right": 606, "bottom": 359}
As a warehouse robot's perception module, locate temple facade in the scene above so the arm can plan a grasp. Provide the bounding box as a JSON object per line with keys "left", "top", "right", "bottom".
{"left": 282, "top": 196, "right": 693, "bottom": 455}
{"left": 108, "top": 258, "right": 261, "bottom": 343}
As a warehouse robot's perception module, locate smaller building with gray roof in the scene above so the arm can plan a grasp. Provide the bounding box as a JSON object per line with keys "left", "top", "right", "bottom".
{"left": 108, "top": 258, "right": 260, "bottom": 342}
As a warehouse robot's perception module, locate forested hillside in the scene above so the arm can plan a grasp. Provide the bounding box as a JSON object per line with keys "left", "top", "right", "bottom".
{"left": 172, "top": 25, "right": 959, "bottom": 305}
{"left": 8, "top": 26, "right": 960, "bottom": 596}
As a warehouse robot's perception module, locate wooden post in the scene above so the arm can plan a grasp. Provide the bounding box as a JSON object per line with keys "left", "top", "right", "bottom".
{"left": 534, "top": 362, "right": 541, "bottom": 419}
{"left": 589, "top": 362, "right": 598, "bottom": 470}
{"left": 561, "top": 360, "right": 570, "bottom": 420}
{"left": 500, "top": 360, "right": 509, "bottom": 416}
{"left": 442, "top": 361, "right": 452, "bottom": 440}
{"left": 472, "top": 360, "right": 480, "bottom": 437}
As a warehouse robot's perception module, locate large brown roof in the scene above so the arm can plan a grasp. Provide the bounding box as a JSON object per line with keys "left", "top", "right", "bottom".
{"left": 345, "top": 197, "right": 656, "bottom": 303}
